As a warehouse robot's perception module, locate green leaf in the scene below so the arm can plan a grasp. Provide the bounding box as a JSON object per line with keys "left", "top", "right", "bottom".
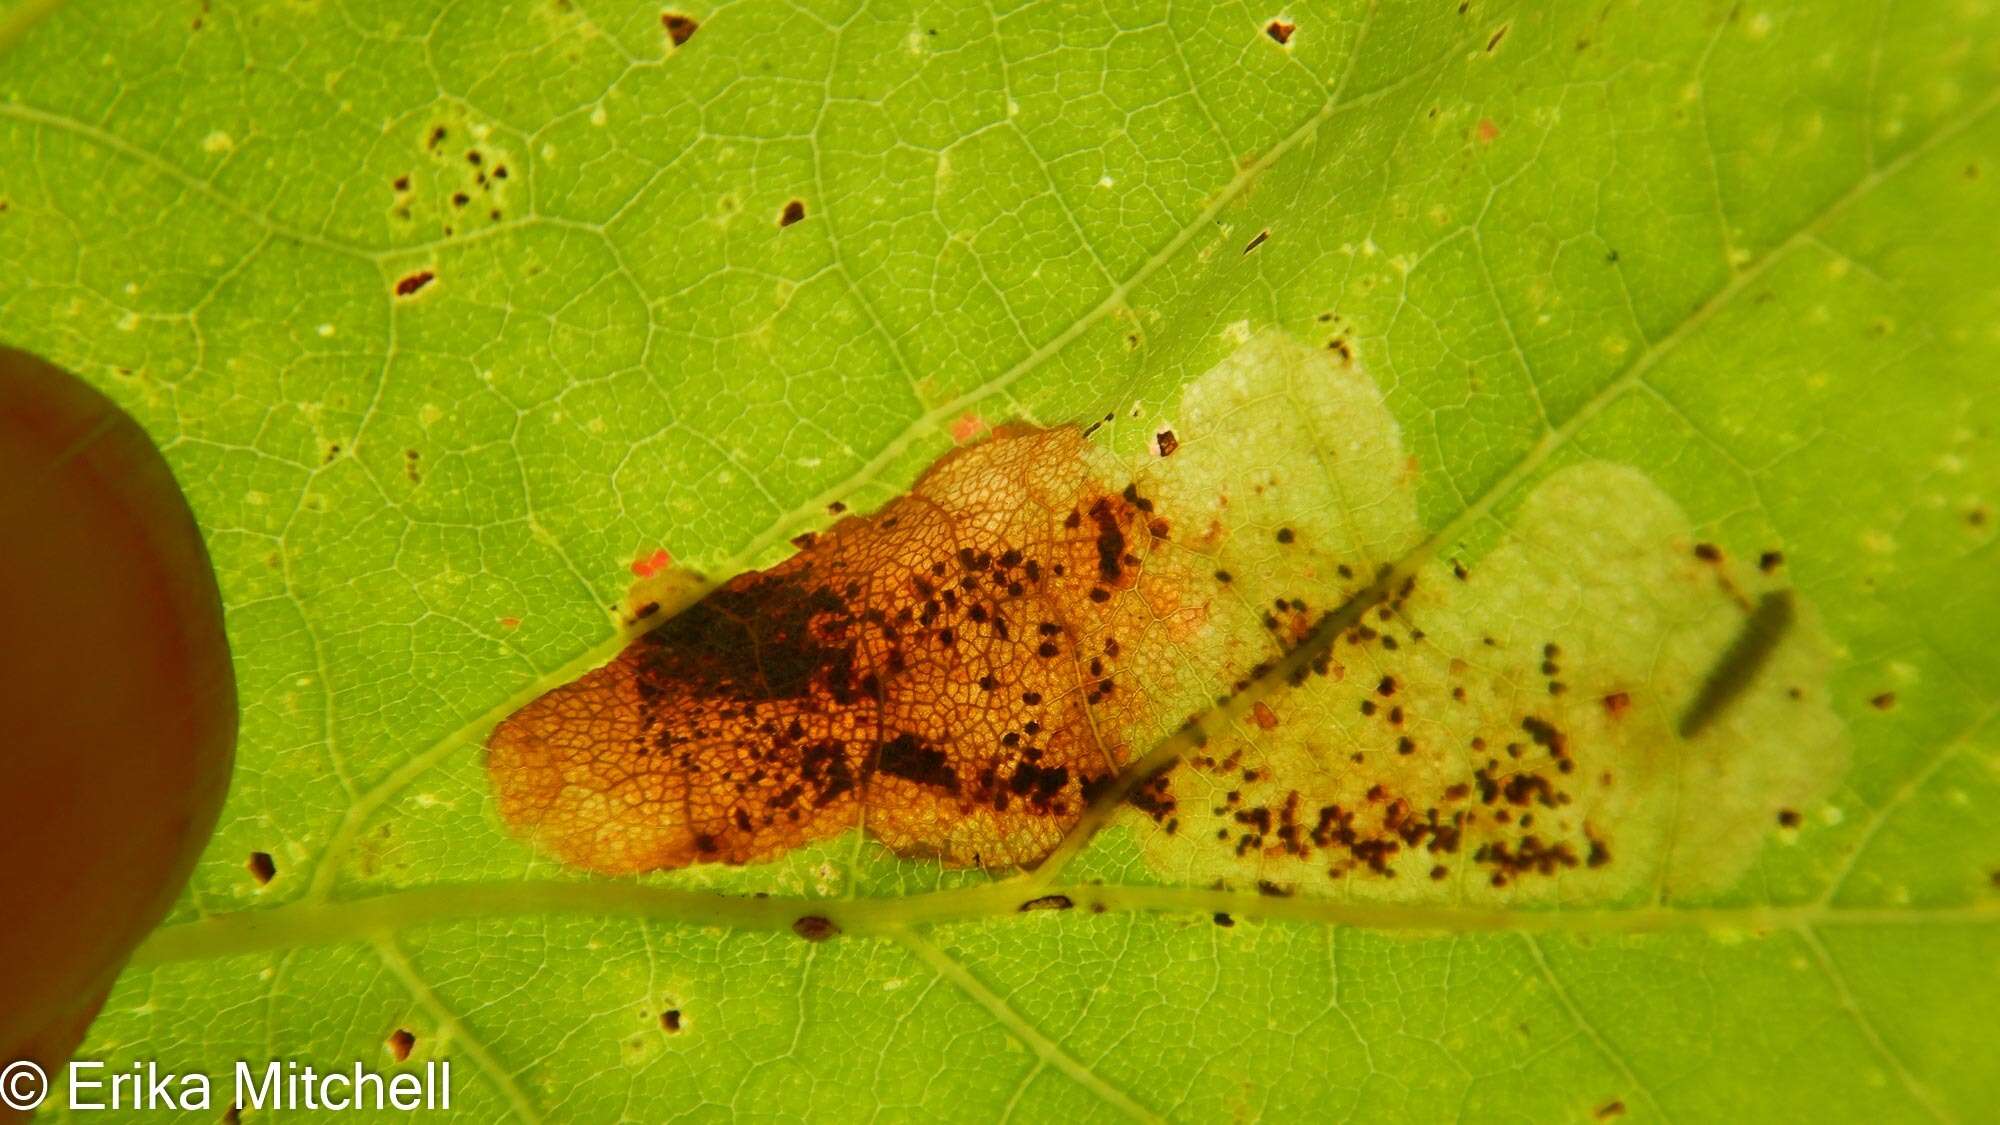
{"left": 5, "top": 0, "right": 1996, "bottom": 1119}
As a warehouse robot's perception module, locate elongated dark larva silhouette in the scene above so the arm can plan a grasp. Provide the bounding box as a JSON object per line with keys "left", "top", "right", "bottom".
{"left": 1678, "top": 591, "right": 1796, "bottom": 738}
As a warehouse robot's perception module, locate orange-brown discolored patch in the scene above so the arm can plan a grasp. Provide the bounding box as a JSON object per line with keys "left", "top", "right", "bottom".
{"left": 1250, "top": 701, "right": 1280, "bottom": 730}
{"left": 488, "top": 426, "right": 1205, "bottom": 874}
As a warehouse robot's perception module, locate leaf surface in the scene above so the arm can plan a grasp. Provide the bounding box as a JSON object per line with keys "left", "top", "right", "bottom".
{"left": 2, "top": 1, "right": 1995, "bottom": 1119}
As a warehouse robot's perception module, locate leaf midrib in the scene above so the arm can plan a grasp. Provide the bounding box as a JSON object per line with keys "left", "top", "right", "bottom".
{"left": 134, "top": 878, "right": 2000, "bottom": 967}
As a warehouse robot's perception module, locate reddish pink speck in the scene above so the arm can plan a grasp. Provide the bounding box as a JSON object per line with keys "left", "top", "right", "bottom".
{"left": 949, "top": 414, "right": 987, "bottom": 443}
{"left": 630, "top": 548, "right": 672, "bottom": 578}
{"left": 499, "top": 616, "right": 522, "bottom": 630}
{"left": 1475, "top": 118, "right": 1500, "bottom": 144}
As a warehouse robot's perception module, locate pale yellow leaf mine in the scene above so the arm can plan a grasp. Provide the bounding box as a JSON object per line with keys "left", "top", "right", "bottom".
{"left": 489, "top": 331, "right": 1846, "bottom": 909}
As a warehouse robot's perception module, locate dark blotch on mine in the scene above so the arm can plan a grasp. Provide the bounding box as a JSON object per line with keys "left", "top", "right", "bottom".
{"left": 875, "top": 732, "right": 959, "bottom": 793}
{"left": 634, "top": 571, "right": 852, "bottom": 705}
{"left": 791, "top": 915, "right": 839, "bottom": 941}
{"left": 1018, "top": 894, "right": 1074, "bottom": 912}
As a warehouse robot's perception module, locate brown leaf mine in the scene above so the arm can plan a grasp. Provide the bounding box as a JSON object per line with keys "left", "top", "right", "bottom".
{"left": 487, "top": 396, "right": 1319, "bottom": 873}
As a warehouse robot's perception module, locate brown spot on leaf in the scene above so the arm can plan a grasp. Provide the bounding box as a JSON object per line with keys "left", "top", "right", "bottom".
{"left": 779, "top": 199, "right": 806, "bottom": 227}
{"left": 1018, "top": 894, "right": 1074, "bottom": 911}
{"left": 1265, "top": 20, "right": 1294, "bottom": 45}
{"left": 1870, "top": 691, "right": 1897, "bottom": 711}
{"left": 246, "top": 851, "right": 276, "bottom": 885}
{"left": 394, "top": 271, "right": 435, "bottom": 296}
{"left": 791, "top": 915, "right": 838, "bottom": 941}
{"left": 661, "top": 1008, "right": 682, "bottom": 1032}
{"left": 387, "top": 1029, "right": 416, "bottom": 1063}
{"left": 949, "top": 413, "right": 987, "bottom": 443}
{"left": 661, "top": 11, "right": 698, "bottom": 46}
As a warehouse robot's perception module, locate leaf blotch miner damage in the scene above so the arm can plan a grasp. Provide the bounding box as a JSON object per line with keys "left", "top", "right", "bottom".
{"left": 490, "top": 408, "right": 1206, "bottom": 872}
{"left": 487, "top": 332, "right": 1846, "bottom": 903}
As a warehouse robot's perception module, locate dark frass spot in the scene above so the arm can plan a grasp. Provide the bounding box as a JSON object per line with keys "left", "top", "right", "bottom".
{"left": 779, "top": 199, "right": 806, "bottom": 227}
{"left": 661, "top": 12, "right": 698, "bottom": 45}
{"left": 1155, "top": 429, "right": 1179, "bottom": 457}
{"left": 1243, "top": 229, "right": 1269, "bottom": 254}
{"left": 246, "top": 852, "right": 276, "bottom": 886}
{"left": 394, "top": 271, "right": 435, "bottom": 297}
{"left": 1265, "top": 20, "right": 1294, "bottom": 45}
{"left": 1018, "top": 894, "right": 1074, "bottom": 912}
{"left": 386, "top": 1029, "right": 416, "bottom": 1063}
{"left": 792, "top": 915, "right": 839, "bottom": 942}
{"left": 661, "top": 1009, "right": 682, "bottom": 1032}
